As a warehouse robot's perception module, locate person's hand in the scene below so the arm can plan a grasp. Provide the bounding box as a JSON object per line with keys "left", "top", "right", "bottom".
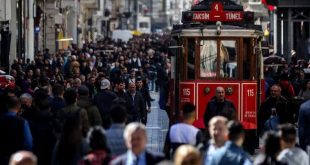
{"left": 141, "top": 118, "right": 146, "bottom": 124}
{"left": 147, "top": 107, "right": 151, "bottom": 113}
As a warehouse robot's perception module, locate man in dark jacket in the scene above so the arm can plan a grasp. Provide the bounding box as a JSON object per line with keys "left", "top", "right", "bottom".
{"left": 156, "top": 63, "right": 169, "bottom": 110}
{"left": 136, "top": 77, "right": 151, "bottom": 113}
{"left": 50, "top": 83, "right": 66, "bottom": 112}
{"left": 20, "top": 93, "right": 37, "bottom": 122}
{"left": 298, "top": 99, "right": 310, "bottom": 151}
{"left": 204, "top": 86, "right": 236, "bottom": 128}
{"left": 113, "top": 78, "right": 126, "bottom": 99}
{"left": 125, "top": 82, "right": 146, "bottom": 124}
{"left": 86, "top": 76, "right": 98, "bottom": 98}
{"left": 30, "top": 98, "right": 56, "bottom": 165}
{"left": 77, "top": 85, "right": 102, "bottom": 126}
{"left": 94, "top": 79, "right": 117, "bottom": 128}
{"left": 258, "top": 84, "right": 289, "bottom": 135}
{"left": 58, "top": 88, "right": 90, "bottom": 137}
{"left": 0, "top": 96, "right": 33, "bottom": 164}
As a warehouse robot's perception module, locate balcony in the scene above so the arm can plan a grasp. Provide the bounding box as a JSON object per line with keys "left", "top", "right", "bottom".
{"left": 278, "top": 0, "right": 310, "bottom": 7}
{"left": 246, "top": 0, "right": 269, "bottom": 20}
{"left": 248, "top": 0, "right": 262, "bottom": 5}
{"left": 80, "top": 0, "right": 99, "bottom": 9}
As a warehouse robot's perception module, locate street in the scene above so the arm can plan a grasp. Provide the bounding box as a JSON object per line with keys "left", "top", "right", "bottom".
{"left": 146, "top": 91, "right": 169, "bottom": 152}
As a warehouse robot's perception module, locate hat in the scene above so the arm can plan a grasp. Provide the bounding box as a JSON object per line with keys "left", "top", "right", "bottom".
{"left": 100, "top": 79, "right": 110, "bottom": 89}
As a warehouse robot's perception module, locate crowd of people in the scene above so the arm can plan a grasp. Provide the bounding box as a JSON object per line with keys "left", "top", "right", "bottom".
{"left": 0, "top": 34, "right": 172, "bottom": 165}
{"left": 0, "top": 32, "right": 310, "bottom": 165}
{"left": 260, "top": 57, "right": 310, "bottom": 152}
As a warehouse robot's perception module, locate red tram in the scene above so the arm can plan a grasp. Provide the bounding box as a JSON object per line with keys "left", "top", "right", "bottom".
{"left": 168, "top": 0, "right": 265, "bottom": 133}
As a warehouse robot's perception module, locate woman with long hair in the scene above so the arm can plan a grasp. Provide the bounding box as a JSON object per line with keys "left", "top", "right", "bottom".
{"left": 298, "top": 79, "right": 310, "bottom": 100}
{"left": 254, "top": 131, "right": 286, "bottom": 165}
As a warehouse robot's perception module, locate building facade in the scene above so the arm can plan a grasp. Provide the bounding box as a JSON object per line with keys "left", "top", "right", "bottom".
{"left": 276, "top": 0, "right": 310, "bottom": 61}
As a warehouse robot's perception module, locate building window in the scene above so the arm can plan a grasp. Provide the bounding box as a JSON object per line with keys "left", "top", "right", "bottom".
{"left": 139, "top": 22, "right": 149, "bottom": 28}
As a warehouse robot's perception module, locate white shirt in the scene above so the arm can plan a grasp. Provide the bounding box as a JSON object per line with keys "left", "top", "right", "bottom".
{"left": 169, "top": 123, "right": 199, "bottom": 145}
{"left": 126, "top": 150, "right": 146, "bottom": 165}
{"left": 277, "top": 147, "right": 309, "bottom": 165}
{"left": 204, "top": 142, "right": 225, "bottom": 165}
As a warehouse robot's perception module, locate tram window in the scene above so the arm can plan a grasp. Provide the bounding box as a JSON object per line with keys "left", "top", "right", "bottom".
{"left": 187, "top": 38, "right": 195, "bottom": 79}
{"left": 220, "top": 40, "right": 237, "bottom": 78}
{"left": 200, "top": 40, "right": 217, "bottom": 78}
{"left": 243, "top": 39, "right": 250, "bottom": 79}
{"left": 243, "top": 38, "right": 254, "bottom": 79}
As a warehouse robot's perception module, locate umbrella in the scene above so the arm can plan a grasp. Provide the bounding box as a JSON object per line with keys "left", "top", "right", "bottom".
{"left": 263, "top": 55, "right": 285, "bottom": 65}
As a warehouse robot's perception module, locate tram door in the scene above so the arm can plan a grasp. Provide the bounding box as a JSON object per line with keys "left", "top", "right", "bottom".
{"left": 171, "top": 36, "right": 262, "bottom": 130}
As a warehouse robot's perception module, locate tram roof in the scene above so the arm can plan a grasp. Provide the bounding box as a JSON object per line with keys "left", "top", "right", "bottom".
{"left": 191, "top": 0, "right": 243, "bottom": 11}
{"left": 175, "top": 0, "right": 263, "bottom": 38}
{"left": 171, "top": 24, "right": 263, "bottom": 38}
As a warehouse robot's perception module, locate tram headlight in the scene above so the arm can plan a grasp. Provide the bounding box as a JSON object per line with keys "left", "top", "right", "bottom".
{"left": 225, "top": 87, "right": 234, "bottom": 95}
{"left": 216, "top": 21, "right": 222, "bottom": 35}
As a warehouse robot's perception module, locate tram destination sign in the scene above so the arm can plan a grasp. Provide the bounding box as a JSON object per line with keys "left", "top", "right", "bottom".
{"left": 184, "top": 2, "right": 244, "bottom": 22}
{"left": 192, "top": 11, "right": 243, "bottom": 22}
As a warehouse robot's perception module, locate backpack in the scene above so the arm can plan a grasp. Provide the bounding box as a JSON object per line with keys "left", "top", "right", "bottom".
{"left": 280, "top": 82, "right": 293, "bottom": 100}
{"left": 264, "top": 115, "right": 280, "bottom": 131}
{"left": 52, "top": 107, "right": 82, "bottom": 138}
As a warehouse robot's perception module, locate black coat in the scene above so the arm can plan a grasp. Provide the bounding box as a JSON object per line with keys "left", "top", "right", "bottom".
{"left": 110, "top": 150, "right": 164, "bottom": 165}
{"left": 156, "top": 67, "right": 168, "bottom": 88}
{"left": 258, "top": 96, "right": 289, "bottom": 135}
{"left": 0, "top": 114, "right": 27, "bottom": 164}
{"left": 94, "top": 89, "right": 118, "bottom": 117}
{"left": 203, "top": 99, "right": 236, "bottom": 127}
{"left": 137, "top": 87, "right": 151, "bottom": 108}
{"left": 124, "top": 91, "right": 146, "bottom": 123}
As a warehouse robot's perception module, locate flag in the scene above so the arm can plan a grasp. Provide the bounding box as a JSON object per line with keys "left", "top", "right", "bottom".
{"left": 262, "top": 0, "right": 276, "bottom": 11}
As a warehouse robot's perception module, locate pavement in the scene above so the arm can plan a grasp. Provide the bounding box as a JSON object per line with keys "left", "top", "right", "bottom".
{"left": 146, "top": 91, "right": 169, "bottom": 153}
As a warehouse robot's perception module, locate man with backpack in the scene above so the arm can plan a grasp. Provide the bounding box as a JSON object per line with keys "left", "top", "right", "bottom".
{"left": 56, "top": 88, "right": 90, "bottom": 137}
{"left": 278, "top": 74, "right": 295, "bottom": 100}
{"left": 258, "top": 84, "right": 289, "bottom": 135}
{"left": 77, "top": 85, "right": 102, "bottom": 126}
